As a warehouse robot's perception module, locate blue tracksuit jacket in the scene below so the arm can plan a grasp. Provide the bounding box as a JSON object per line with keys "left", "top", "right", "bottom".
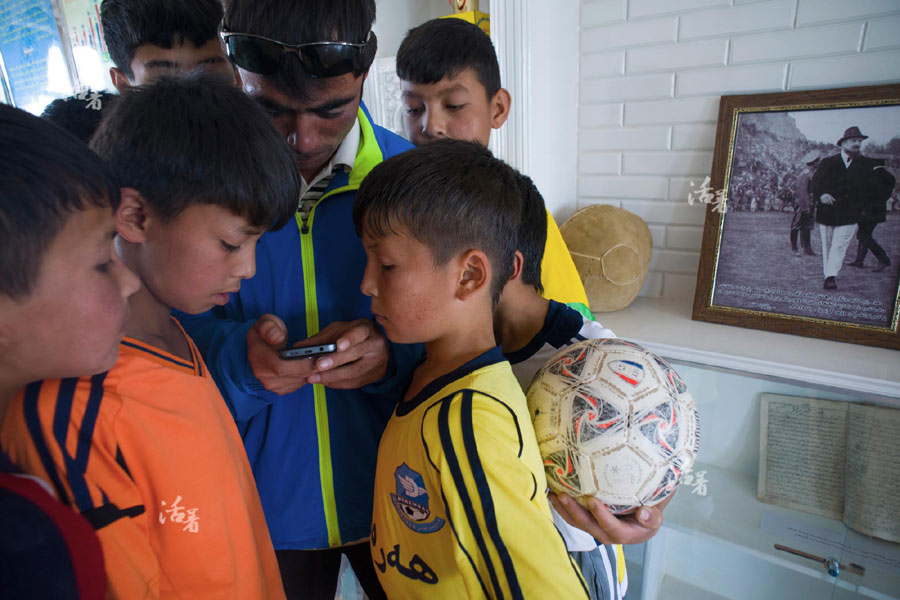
{"left": 180, "top": 103, "right": 417, "bottom": 550}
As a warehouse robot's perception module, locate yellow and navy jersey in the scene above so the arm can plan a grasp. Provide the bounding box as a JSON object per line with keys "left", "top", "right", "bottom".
{"left": 370, "top": 347, "right": 590, "bottom": 599}
{"left": 0, "top": 320, "right": 284, "bottom": 599}
{"left": 542, "top": 210, "right": 591, "bottom": 319}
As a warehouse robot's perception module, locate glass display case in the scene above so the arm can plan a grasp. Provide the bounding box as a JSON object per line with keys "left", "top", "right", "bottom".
{"left": 600, "top": 300, "right": 900, "bottom": 600}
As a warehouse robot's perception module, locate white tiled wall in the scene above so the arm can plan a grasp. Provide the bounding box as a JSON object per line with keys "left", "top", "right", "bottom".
{"left": 577, "top": 0, "right": 900, "bottom": 300}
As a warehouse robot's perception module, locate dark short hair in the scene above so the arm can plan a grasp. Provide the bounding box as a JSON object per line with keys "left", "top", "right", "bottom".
{"left": 515, "top": 173, "right": 547, "bottom": 293}
{"left": 0, "top": 105, "right": 120, "bottom": 300}
{"left": 101, "top": 0, "right": 224, "bottom": 79}
{"left": 353, "top": 139, "right": 517, "bottom": 305}
{"left": 90, "top": 74, "right": 299, "bottom": 230}
{"left": 396, "top": 17, "right": 500, "bottom": 99}
{"left": 41, "top": 90, "right": 118, "bottom": 143}
{"left": 225, "top": 0, "right": 376, "bottom": 99}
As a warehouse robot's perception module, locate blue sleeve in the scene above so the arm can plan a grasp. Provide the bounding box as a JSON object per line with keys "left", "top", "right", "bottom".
{"left": 176, "top": 307, "right": 282, "bottom": 423}
{"left": 362, "top": 339, "right": 425, "bottom": 402}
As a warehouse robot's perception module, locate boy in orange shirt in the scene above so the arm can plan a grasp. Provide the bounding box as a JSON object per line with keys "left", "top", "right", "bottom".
{"left": 0, "top": 104, "right": 140, "bottom": 599}
{"left": 2, "top": 75, "right": 299, "bottom": 598}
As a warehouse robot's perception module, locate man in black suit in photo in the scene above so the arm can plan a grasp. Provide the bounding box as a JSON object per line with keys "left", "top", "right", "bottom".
{"left": 813, "top": 126, "right": 896, "bottom": 290}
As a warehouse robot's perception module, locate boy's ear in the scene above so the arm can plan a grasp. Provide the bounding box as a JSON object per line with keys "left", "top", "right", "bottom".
{"left": 0, "top": 297, "right": 16, "bottom": 354}
{"left": 509, "top": 251, "right": 524, "bottom": 281}
{"left": 490, "top": 88, "right": 511, "bottom": 130}
{"left": 456, "top": 249, "right": 491, "bottom": 302}
{"left": 110, "top": 67, "right": 131, "bottom": 93}
{"left": 115, "top": 188, "right": 151, "bottom": 243}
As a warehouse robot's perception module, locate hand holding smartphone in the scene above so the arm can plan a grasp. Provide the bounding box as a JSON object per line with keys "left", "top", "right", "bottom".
{"left": 279, "top": 343, "right": 337, "bottom": 360}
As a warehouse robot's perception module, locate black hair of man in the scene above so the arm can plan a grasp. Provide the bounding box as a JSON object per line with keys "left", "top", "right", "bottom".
{"left": 0, "top": 104, "right": 120, "bottom": 300}
{"left": 41, "top": 90, "right": 118, "bottom": 143}
{"left": 224, "top": 0, "right": 376, "bottom": 99}
{"left": 100, "top": 0, "right": 224, "bottom": 79}
{"left": 353, "top": 138, "right": 518, "bottom": 306}
{"left": 396, "top": 17, "right": 501, "bottom": 100}
{"left": 90, "top": 73, "right": 300, "bottom": 231}
{"left": 515, "top": 173, "right": 547, "bottom": 294}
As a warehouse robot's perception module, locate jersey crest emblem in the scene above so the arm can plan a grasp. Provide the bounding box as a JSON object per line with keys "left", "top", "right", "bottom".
{"left": 609, "top": 359, "right": 645, "bottom": 386}
{"left": 390, "top": 463, "right": 445, "bottom": 533}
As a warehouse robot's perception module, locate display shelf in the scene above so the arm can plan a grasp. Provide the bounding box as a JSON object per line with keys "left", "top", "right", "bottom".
{"left": 657, "top": 576, "right": 728, "bottom": 600}
{"left": 624, "top": 548, "right": 733, "bottom": 600}
{"left": 596, "top": 297, "right": 900, "bottom": 599}
{"left": 593, "top": 297, "right": 900, "bottom": 400}
{"left": 646, "top": 463, "right": 900, "bottom": 600}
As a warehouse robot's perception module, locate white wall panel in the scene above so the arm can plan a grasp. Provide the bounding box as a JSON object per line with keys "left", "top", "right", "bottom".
{"left": 569, "top": 1, "right": 900, "bottom": 300}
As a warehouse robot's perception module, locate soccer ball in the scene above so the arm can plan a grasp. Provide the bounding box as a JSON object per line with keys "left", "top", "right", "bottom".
{"left": 526, "top": 338, "right": 700, "bottom": 514}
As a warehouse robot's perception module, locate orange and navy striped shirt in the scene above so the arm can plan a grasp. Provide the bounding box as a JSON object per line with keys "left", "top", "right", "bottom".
{"left": 1, "top": 321, "right": 284, "bottom": 599}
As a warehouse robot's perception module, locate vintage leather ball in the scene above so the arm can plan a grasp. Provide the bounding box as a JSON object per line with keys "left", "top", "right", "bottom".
{"left": 560, "top": 205, "right": 652, "bottom": 312}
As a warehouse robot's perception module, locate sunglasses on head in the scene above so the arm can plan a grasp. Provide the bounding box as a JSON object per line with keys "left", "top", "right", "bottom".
{"left": 220, "top": 28, "right": 377, "bottom": 78}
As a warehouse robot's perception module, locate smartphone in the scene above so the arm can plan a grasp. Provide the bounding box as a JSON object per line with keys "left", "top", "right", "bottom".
{"left": 279, "top": 343, "right": 337, "bottom": 360}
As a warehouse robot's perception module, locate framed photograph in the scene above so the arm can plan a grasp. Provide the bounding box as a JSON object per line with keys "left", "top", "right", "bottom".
{"left": 692, "top": 84, "right": 900, "bottom": 350}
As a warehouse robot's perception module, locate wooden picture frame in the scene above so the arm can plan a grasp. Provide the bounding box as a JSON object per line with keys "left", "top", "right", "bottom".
{"left": 692, "top": 84, "right": 900, "bottom": 350}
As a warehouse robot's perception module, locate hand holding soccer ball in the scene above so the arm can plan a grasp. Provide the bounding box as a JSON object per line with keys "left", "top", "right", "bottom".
{"left": 550, "top": 491, "right": 670, "bottom": 545}
{"left": 527, "top": 339, "right": 700, "bottom": 515}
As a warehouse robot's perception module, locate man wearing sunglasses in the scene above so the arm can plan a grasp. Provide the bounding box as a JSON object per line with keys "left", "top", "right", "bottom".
{"left": 179, "top": 1, "right": 413, "bottom": 599}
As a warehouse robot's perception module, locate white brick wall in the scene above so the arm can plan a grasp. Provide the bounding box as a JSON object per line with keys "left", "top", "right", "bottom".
{"left": 866, "top": 15, "right": 900, "bottom": 51}
{"left": 577, "top": 0, "right": 900, "bottom": 301}
{"left": 580, "top": 50, "right": 626, "bottom": 78}
{"left": 581, "top": 0, "right": 626, "bottom": 27}
{"left": 679, "top": 0, "right": 796, "bottom": 40}
{"left": 582, "top": 72, "right": 675, "bottom": 103}
{"left": 579, "top": 175, "right": 669, "bottom": 199}
{"left": 581, "top": 103, "right": 624, "bottom": 128}
{"left": 626, "top": 38, "right": 728, "bottom": 73}
{"left": 581, "top": 152, "right": 623, "bottom": 175}
{"left": 580, "top": 125, "right": 670, "bottom": 151}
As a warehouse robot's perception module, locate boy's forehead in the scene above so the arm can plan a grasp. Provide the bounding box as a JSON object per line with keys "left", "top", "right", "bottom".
{"left": 130, "top": 39, "right": 231, "bottom": 83}
{"left": 401, "top": 67, "right": 486, "bottom": 98}
{"left": 361, "top": 221, "right": 412, "bottom": 247}
{"left": 172, "top": 203, "right": 263, "bottom": 235}
{"left": 54, "top": 204, "right": 115, "bottom": 255}
{"left": 241, "top": 70, "right": 362, "bottom": 113}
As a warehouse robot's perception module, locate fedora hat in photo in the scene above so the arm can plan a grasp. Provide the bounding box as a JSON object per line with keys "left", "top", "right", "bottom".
{"left": 836, "top": 126, "right": 868, "bottom": 146}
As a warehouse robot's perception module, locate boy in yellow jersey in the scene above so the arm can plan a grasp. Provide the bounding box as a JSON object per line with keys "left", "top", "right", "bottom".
{"left": 1, "top": 75, "right": 299, "bottom": 598}
{"left": 396, "top": 17, "right": 591, "bottom": 318}
{"left": 355, "top": 139, "right": 589, "bottom": 598}
{"left": 496, "top": 174, "right": 671, "bottom": 600}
